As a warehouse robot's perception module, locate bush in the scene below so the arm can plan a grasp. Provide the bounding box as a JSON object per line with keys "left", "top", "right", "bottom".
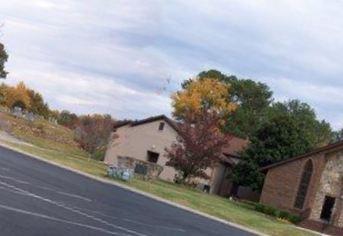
{"left": 287, "top": 215, "right": 302, "bottom": 224}
{"left": 73, "top": 114, "right": 114, "bottom": 154}
{"left": 264, "top": 205, "right": 277, "bottom": 215}
{"left": 279, "top": 210, "right": 290, "bottom": 219}
{"left": 274, "top": 209, "right": 281, "bottom": 218}
{"left": 255, "top": 203, "right": 265, "bottom": 212}
{"left": 252, "top": 203, "right": 301, "bottom": 224}
{"left": 91, "top": 146, "right": 106, "bottom": 161}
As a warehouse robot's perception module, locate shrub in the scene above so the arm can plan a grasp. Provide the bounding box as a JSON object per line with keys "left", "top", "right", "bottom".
{"left": 264, "top": 205, "right": 277, "bottom": 215}
{"left": 73, "top": 114, "right": 114, "bottom": 155}
{"left": 288, "top": 215, "right": 302, "bottom": 224}
{"left": 279, "top": 210, "right": 290, "bottom": 219}
{"left": 91, "top": 146, "right": 106, "bottom": 161}
{"left": 252, "top": 202, "right": 301, "bottom": 224}
{"left": 254, "top": 203, "right": 265, "bottom": 212}
{"left": 274, "top": 209, "right": 281, "bottom": 218}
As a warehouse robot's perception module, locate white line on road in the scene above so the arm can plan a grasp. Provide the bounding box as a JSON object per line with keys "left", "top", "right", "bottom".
{"left": 0, "top": 180, "right": 148, "bottom": 236}
{"left": 0, "top": 203, "right": 129, "bottom": 236}
{"left": 0, "top": 174, "right": 30, "bottom": 184}
{"left": 0, "top": 174, "right": 92, "bottom": 202}
{"left": 69, "top": 205, "right": 186, "bottom": 233}
{"left": 56, "top": 191, "right": 92, "bottom": 202}
{"left": 0, "top": 186, "right": 29, "bottom": 196}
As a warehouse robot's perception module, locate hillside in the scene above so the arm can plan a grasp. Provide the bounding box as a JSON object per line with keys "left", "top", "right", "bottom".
{"left": 0, "top": 111, "right": 107, "bottom": 177}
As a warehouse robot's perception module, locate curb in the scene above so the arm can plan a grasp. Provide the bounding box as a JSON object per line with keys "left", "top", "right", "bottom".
{"left": 0, "top": 142, "right": 316, "bottom": 236}
{"left": 293, "top": 226, "right": 329, "bottom": 236}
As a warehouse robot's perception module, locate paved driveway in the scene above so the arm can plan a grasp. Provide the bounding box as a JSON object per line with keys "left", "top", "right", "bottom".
{"left": 0, "top": 146, "right": 254, "bottom": 236}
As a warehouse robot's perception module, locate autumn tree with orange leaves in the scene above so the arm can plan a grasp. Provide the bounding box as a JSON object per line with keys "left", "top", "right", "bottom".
{"left": 166, "top": 78, "right": 236, "bottom": 183}
{"left": 171, "top": 78, "right": 236, "bottom": 121}
{"left": 5, "top": 82, "right": 31, "bottom": 109}
{"left": 0, "top": 82, "right": 51, "bottom": 118}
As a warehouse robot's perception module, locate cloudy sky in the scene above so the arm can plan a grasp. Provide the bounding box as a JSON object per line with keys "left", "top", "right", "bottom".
{"left": 0, "top": 0, "right": 342, "bottom": 129}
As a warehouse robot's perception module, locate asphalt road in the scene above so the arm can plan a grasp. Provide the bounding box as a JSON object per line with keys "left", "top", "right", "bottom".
{"left": 0, "top": 145, "right": 254, "bottom": 236}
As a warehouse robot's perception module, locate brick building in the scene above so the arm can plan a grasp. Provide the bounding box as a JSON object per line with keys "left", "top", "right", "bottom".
{"left": 260, "top": 141, "right": 343, "bottom": 235}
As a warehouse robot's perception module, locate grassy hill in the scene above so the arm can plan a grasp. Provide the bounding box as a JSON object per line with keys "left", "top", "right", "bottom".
{"left": 0, "top": 111, "right": 107, "bottom": 176}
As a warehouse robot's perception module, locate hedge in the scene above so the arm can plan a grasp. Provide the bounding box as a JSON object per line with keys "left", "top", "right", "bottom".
{"left": 253, "top": 202, "right": 302, "bottom": 224}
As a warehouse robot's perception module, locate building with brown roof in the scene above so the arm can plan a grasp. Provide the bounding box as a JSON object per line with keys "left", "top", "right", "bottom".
{"left": 104, "top": 115, "right": 248, "bottom": 196}
{"left": 260, "top": 141, "right": 343, "bottom": 235}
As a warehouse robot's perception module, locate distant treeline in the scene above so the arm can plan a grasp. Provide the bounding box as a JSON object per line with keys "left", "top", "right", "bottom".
{"left": 0, "top": 82, "right": 51, "bottom": 118}
{"left": 0, "top": 81, "right": 123, "bottom": 161}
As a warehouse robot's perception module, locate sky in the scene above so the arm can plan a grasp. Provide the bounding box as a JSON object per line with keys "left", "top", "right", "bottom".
{"left": 0, "top": 0, "right": 342, "bottom": 130}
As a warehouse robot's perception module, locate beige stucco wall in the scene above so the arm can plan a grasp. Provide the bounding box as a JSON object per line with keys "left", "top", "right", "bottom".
{"left": 208, "top": 163, "right": 226, "bottom": 194}
{"left": 104, "top": 119, "right": 234, "bottom": 194}
{"left": 104, "top": 120, "right": 178, "bottom": 181}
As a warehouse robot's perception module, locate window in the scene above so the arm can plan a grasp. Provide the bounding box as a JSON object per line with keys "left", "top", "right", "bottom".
{"left": 294, "top": 160, "right": 313, "bottom": 209}
{"left": 147, "top": 151, "right": 159, "bottom": 163}
{"left": 320, "top": 196, "right": 336, "bottom": 222}
{"left": 134, "top": 164, "right": 148, "bottom": 175}
{"left": 158, "top": 122, "right": 165, "bottom": 131}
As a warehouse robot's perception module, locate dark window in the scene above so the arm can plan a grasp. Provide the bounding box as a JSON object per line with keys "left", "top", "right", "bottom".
{"left": 134, "top": 164, "right": 148, "bottom": 175}
{"left": 158, "top": 122, "right": 165, "bottom": 131}
{"left": 320, "top": 196, "right": 336, "bottom": 222}
{"left": 203, "top": 185, "right": 211, "bottom": 193}
{"left": 294, "top": 160, "right": 313, "bottom": 209}
{"left": 147, "top": 151, "right": 159, "bottom": 163}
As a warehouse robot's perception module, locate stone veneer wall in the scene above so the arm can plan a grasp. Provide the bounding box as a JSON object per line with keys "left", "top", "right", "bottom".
{"left": 310, "top": 151, "right": 343, "bottom": 228}
{"left": 117, "top": 156, "right": 163, "bottom": 180}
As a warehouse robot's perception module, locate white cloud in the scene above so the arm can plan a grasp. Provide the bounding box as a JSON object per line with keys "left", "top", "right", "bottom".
{"left": 0, "top": 0, "right": 342, "bottom": 129}
{"left": 263, "top": 77, "right": 343, "bottom": 128}
{"left": 56, "top": 95, "right": 99, "bottom": 106}
{"left": 7, "top": 67, "right": 171, "bottom": 119}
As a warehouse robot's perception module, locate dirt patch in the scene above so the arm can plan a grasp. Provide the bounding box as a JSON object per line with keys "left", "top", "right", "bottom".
{"left": 0, "top": 131, "right": 33, "bottom": 146}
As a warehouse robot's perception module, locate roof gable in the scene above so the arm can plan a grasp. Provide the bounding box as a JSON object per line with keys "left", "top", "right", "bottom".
{"left": 261, "top": 140, "right": 343, "bottom": 171}
{"left": 113, "top": 115, "right": 179, "bottom": 133}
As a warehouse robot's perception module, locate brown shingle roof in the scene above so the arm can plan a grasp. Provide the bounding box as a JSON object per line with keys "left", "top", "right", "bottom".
{"left": 221, "top": 137, "right": 249, "bottom": 158}
{"left": 113, "top": 115, "right": 179, "bottom": 132}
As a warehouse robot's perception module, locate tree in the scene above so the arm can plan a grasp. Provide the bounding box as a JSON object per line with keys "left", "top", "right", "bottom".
{"left": 267, "top": 100, "right": 332, "bottom": 147}
{"left": 0, "top": 83, "right": 8, "bottom": 106}
{"left": 0, "top": 82, "right": 54, "bottom": 118}
{"left": 331, "top": 129, "right": 343, "bottom": 143}
{"left": 27, "top": 89, "right": 50, "bottom": 118}
{"left": 0, "top": 42, "right": 8, "bottom": 79}
{"left": 172, "top": 78, "right": 236, "bottom": 121}
{"left": 232, "top": 100, "right": 332, "bottom": 191}
{"left": 165, "top": 111, "right": 231, "bottom": 183}
{"left": 74, "top": 114, "right": 115, "bottom": 160}
{"left": 197, "top": 70, "right": 273, "bottom": 138}
{"left": 5, "top": 82, "right": 31, "bottom": 110}
{"left": 57, "top": 110, "right": 79, "bottom": 129}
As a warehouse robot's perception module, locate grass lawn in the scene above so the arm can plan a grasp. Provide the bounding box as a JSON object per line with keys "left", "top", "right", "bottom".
{"left": 0, "top": 113, "right": 316, "bottom": 236}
